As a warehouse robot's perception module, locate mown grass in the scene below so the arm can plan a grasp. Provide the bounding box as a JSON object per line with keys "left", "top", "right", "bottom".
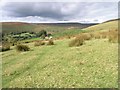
{"left": 2, "top": 38, "right": 118, "bottom": 88}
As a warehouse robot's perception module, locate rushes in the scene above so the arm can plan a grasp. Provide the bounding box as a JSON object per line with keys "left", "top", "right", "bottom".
{"left": 69, "top": 29, "right": 118, "bottom": 47}
{"left": 69, "top": 35, "right": 85, "bottom": 47}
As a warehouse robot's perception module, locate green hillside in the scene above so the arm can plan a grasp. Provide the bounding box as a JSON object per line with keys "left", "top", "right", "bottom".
{"left": 1, "top": 19, "right": 118, "bottom": 88}
{"left": 2, "top": 22, "right": 96, "bottom": 34}
{"left": 83, "top": 19, "right": 119, "bottom": 31}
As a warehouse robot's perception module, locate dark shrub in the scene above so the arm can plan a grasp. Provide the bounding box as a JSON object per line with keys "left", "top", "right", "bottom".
{"left": 69, "top": 35, "right": 84, "bottom": 47}
{"left": 47, "top": 33, "right": 52, "bottom": 37}
{"left": 29, "top": 32, "right": 35, "bottom": 34}
{"left": 37, "top": 30, "right": 47, "bottom": 37}
{"left": 47, "top": 40, "right": 54, "bottom": 45}
{"left": 41, "top": 34, "right": 46, "bottom": 39}
{"left": 16, "top": 44, "right": 30, "bottom": 52}
{"left": 24, "top": 41, "right": 29, "bottom": 43}
{"left": 11, "top": 43, "right": 15, "bottom": 46}
{"left": 34, "top": 40, "right": 45, "bottom": 46}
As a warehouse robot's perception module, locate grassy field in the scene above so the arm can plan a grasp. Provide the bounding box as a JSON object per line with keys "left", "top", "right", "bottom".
{"left": 2, "top": 38, "right": 118, "bottom": 88}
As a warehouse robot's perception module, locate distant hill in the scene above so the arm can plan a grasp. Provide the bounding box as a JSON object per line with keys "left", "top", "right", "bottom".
{"left": 2, "top": 22, "right": 35, "bottom": 34}
{"left": 2, "top": 22, "right": 97, "bottom": 34}
{"left": 102, "top": 18, "right": 119, "bottom": 23}
{"left": 83, "top": 19, "right": 119, "bottom": 31}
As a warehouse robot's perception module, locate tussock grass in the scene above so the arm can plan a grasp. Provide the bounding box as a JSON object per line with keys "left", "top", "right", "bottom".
{"left": 82, "top": 33, "right": 92, "bottom": 40}
{"left": 69, "top": 32, "right": 93, "bottom": 47}
{"left": 108, "top": 30, "right": 118, "bottom": 43}
{"left": 93, "top": 33, "right": 101, "bottom": 39}
{"left": 69, "top": 35, "right": 84, "bottom": 47}
{"left": 34, "top": 40, "right": 45, "bottom": 46}
{"left": 16, "top": 44, "right": 30, "bottom": 52}
{"left": 47, "top": 39, "right": 54, "bottom": 45}
{"left": 90, "top": 32, "right": 101, "bottom": 39}
{"left": 91, "top": 30, "right": 118, "bottom": 43}
{"left": 100, "top": 32, "right": 108, "bottom": 39}
{"left": 69, "top": 29, "right": 118, "bottom": 47}
{"left": 1, "top": 42, "right": 10, "bottom": 52}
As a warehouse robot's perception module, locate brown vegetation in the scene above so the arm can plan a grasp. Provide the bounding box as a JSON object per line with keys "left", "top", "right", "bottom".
{"left": 69, "top": 35, "right": 84, "bottom": 47}
{"left": 82, "top": 33, "right": 92, "bottom": 40}
{"left": 69, "top": 29, "right": 118, "bottom": 47}
{"left": 16, "top": 44, "right": 30, "bottom": 52}
{"left": 1, "top": 42, "right": 10, "bottom": 52}
{"left": 108, "top": 30, "right": 118, "bottom": 43}
{"left": 47, "top": 39, "right": 54, "bottom": 45}
{"left": 34, "top": 40, "right": 45, "bottom": 46}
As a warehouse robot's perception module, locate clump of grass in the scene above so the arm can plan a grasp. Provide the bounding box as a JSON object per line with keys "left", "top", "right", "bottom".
{"left": 100, "top": 32, "right": 108, "bottom": 39}
{"left": 34, "top": 40, "right": 45, "bottom": 46}
{"left": 89, "top": 33, "right": 95, "bottom": 38}
{"left": 16, "top": 44, "right": 30, "bottom": 52}
{"left": 65, "top": 36, "right": 71, "bottom": 39}
{"left": 69, "top": 35, "right": 84, "bottom": 47}
{"left": 108, "top": 30, "right": 118, "bottom": 43}
{"left": 82, "top": 33, "right": 92, "bottom": 40}
{"left": 24, "top": 41, "right": 30, "bottom": 43}
{"left": 93, "top": 33, "right": 101, "bottom": 39}
{"left": 47, "top": 39, "right": 54, "bottom": 45}
{"left": 1, "top": 42, "right": 10, "bottom": 52}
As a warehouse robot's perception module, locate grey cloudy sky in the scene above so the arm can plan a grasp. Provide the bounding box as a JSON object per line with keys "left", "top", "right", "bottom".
{"left": 0, "top": 1, "right": 118, "bottom": 23}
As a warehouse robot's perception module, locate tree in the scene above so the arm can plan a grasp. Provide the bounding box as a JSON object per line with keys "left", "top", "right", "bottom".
{"left": 37, "top": 30, "right": 47, "bottom": 37}
{"left": 47, "top": 33, "right": 52, "bottom": 37}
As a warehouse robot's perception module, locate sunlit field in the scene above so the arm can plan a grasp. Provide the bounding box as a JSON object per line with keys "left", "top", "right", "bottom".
{"left": 1, "top": 2, "right": 119, "bottom": 88}
{"left": 2, "top": 38, "right": 118, "bottom": 88}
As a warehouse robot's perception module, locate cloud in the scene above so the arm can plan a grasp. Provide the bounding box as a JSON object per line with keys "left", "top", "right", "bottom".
{"left": 1, "top": 2, "right": 76, "bottom": 19}
{"left": 0, "top": 2, "right": 118, "bottom": 23}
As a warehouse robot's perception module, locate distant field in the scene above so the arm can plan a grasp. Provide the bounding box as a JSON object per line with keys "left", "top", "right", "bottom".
{"left": 2, "top": 39, "right": 118, "bottom": 88}
{"left": 2, "top": 22, "right": 96, "bottom": 34}
{"left": 53, "top": 28, "right": 87, "bottom": 38}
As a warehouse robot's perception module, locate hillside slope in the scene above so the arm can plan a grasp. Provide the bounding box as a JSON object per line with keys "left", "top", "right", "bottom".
{"left": 2, "top": 39, "right": 118, "bottom": 88}
{"left": 2, "top": 22, "right": 96, "bottom": 34}
{"left": 83, "top": 19, "right": 119, "bottom": 31}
